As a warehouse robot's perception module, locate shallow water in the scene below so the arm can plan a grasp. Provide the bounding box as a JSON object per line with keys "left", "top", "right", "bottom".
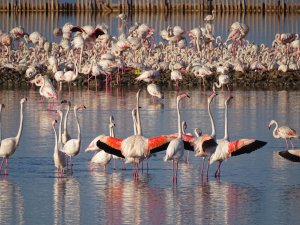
{"left": 0, "top": 87, "right": 300, "bottom": 225}
{"left": 0, "top": 12, "right": 299, "bottom": 47}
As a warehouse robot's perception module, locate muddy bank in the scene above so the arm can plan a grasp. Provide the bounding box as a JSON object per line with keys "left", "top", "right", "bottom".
{"left": 0, "top": 67, "right": 299, "bottom": 90}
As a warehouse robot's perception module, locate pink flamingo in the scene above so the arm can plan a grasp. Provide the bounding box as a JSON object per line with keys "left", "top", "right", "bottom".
{"left": 268, "top": 120, "right": 299, "bottom": 149}
{"left": 209, "top": 96, "right": 267, "bottom": 177}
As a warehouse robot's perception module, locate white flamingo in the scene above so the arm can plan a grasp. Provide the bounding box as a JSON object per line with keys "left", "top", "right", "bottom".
{"left": 61, "top": 104, "right": 86, "bottom": 172}
{"left": 164, "top": 93, "right": 190, "bottom": 183}
{"left": 0, "top": 98, "right": 27, "bottom": 175}
{"left": 147, "top": 83, "right": 164, "bottom": 103}
{"left": 51, "top": 118, "right": 66, "bottom": 178}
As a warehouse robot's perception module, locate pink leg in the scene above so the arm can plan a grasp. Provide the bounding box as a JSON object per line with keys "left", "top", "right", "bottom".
{"left": 0, "top": 157, "right": 5, "bottom": 174}
{"left": 4, "top": 158, "right": 8, "bottom": 175}
{"left": 215, "top": 161, "right": 222, "bottom": 177}
{"left": 186, "top": 151, "right": 190, "bottom": 163}
{"left": 206, "top": 157, "right": 210, "bottom": 178}
{"left": 172, "top": 160, "right": 175, "bottom": 183}
{"left": 285, "top": 139, "right": 289, "bottom": 149}
{"left": 200, "top": 157, "right": 205, "bottom": 176}
{"left": 175, "top": 161, "right": 179, "bottom": 183}
{"left": 290, "top": 139, "right": 295, "bottom": 149}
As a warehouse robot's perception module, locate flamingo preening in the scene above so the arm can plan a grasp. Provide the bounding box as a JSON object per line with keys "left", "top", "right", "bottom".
{"left": 209, "top": 96, "right": 267, "bottom": 177}
{"left": 164, "top": 93, "right": 190, "bottom": 183}
{"left": 268, "top": 120, "right": 299, "bottom": 149}
{"left": 0, "top": 98, "right": 27, "bottom": 175}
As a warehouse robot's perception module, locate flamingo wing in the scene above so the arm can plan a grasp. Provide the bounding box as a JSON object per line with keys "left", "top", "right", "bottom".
{"left": 70, "top": 26, "right": 86, "bottom": 33}
{"left": 279, "top": 150, "right": 300, "bottom": 162}
{"left": 91, "top": 28, "right": 105, "bottom": 38}
{"left": 148, "top": 135, "right": 174, "bottom": 154}
{"left": 227, "top": 139, "right": 267, "bottom": 157}
{"left": 96, "top": 136, "right": 124, "bottom": 158}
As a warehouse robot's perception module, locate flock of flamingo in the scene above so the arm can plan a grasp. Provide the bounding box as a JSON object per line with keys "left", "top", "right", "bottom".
{"left": 0, "top": 85, "right": 299, "bottom": 183}
{"left": 0, "top": 14, "right": 300, "bottom": 182}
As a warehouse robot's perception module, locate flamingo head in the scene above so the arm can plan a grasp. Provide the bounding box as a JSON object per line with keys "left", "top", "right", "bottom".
{"left": 56, "top": 110, "right": 63, "bottom": 117}
{"left": 109, "top": 115, "right": 116, "bottom": 128}
{"left": 268, "top": 120, "right": 276, "bottom": 129}
{"left": 0, "top": 104, "right": 5, "bottom": 111}
{"left": 225, "top": 95, "right": 234, "bottom": 105}
{"left": 178, "top": 92, "right": 190, "bottom": 101}
{"left": 52, "top": 120, "right": 57, "bottom": 126}
{"left": 20, "top": 98, "right": 27, "bottom": 104}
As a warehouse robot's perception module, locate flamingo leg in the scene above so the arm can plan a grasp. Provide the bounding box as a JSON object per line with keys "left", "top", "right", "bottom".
{"left": 215, "top": 161, "right": 222, "bottom": 177}
{"left": 4, "top": 158, "right": 8, "bottom": 175}
{"left": 0, "top": 157, "right": 5, "bottom": 174}
{"left": 172, "top": 160, "right": 175, "bottom": 183}
{"left": 290, "top": 139, "right": 295, "bottom": 149}
{"left": 285, "top": 139, "right": 289, "bottom": 149}
{"left": 200, "top": 157, "right": 205, "bottom": 176}
{"left": 175, "top": 161, "right": 179, "bottom": 183}
{"left": 186, "top": 151, "right": 190, "bottom": 163}
{"left": 206, "top": 157, "right": 210, "bottom": 178}
{"left": 113, "top": 158, "right": 116, "bottom": 170}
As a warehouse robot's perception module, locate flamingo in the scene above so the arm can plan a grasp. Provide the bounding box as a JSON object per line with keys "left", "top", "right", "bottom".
{"left": 61, "top": 104, "right": 86, "bottom": 172}
{"left": 85, "top": 116, "right": 115, "bottom": 169}
{"left": 204, "top": 10, "right": 215, "bottom": 23}
{"left": 51, "top": 118, "right": 66, "bottom": 178}
{"left": 209, "top": 96, "right": 267, "bottom": 177}
{"left": 96, "top": 90, "right": 175, "bottom": 179}
{"left": 268, "top": 120, "right": 299, "bottom": 149}
{"left": 164, "top": 93, "right": 190, "bottom": 183}
{"left": 63, "top": 60, "right": 79, "bottom": 96}
{"left": 193, "top": 92, "right": 218, "bottom": 178}
{"left": 170, "top": 70, "right": 183, "bottom": 90}
{"left": 32, "top": 74, "right": 57, "bottom": 110}
{"left": 0, "top": 98, "right": 27, "bottom": 175}
{"left": 213, "top": 74, "right": 231, "bottom": 97}
{"left": 146, "top": 83, "right": 164, "bottom": 103}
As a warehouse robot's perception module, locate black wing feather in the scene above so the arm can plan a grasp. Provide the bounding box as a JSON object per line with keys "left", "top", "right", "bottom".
{"left": 279, "top": 151, "right": 300, "bottom": 162}
{"left": 96, "top": 140, "right": 125, "bottom": 158}
{"left": 231, "top": 140, "right": 267, "bottom": 157}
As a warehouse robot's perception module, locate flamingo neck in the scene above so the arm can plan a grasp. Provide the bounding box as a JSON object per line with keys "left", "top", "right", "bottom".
{"left": 272, "top": 121, "right": 280, "bottom": 138}
{"left": 63, "top": 104, "right": 70, "bottom": 133}
{"left": 58, "top": 113, "right": 63, "bottom": 145}
{"left": 0, "top": 107, "right": 2, "bottom": 145}
{"left": 16, "top": 103, "right": 24, "bottom": 145}
{"left": 224, "top": 100, "right": 229, "bottom": 140}
{"left": 74, "top": 108, "right": 81, "bottom": 142}
{"left": 53, "top": 124, "right": 58, "bottom": 154}
{"left": 132, "top": 111, "right": 138, "bottom": 135}
{"left": 177, "top": 97, "right": 182, "bottom": 139}
{"left": 208, "top": 97, "right": 216, "bottom": 139}
{"left": 110, "top": 127, "right": 115, "bottom": 137}
{"left": 136, "top": 92, "right": 142, "bottom": 136}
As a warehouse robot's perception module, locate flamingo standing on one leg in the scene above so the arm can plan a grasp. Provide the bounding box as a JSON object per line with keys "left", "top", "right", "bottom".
{"left": 209, "top": 96, "right": 267, "bottom": 177}
{"left": 268, "top": 120, "right": 299, "bottom": 149}
{"left": 147, "top": 83, "right": 164, "bottom": 104}
{"left": 0, "top": 98, "right": 27, "bottom": 175}
{"left": 61, "top": 104, "right": 86, "bottom": 173}
{"left": 164, "top": 93, "right": 190, "bottom": 184}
